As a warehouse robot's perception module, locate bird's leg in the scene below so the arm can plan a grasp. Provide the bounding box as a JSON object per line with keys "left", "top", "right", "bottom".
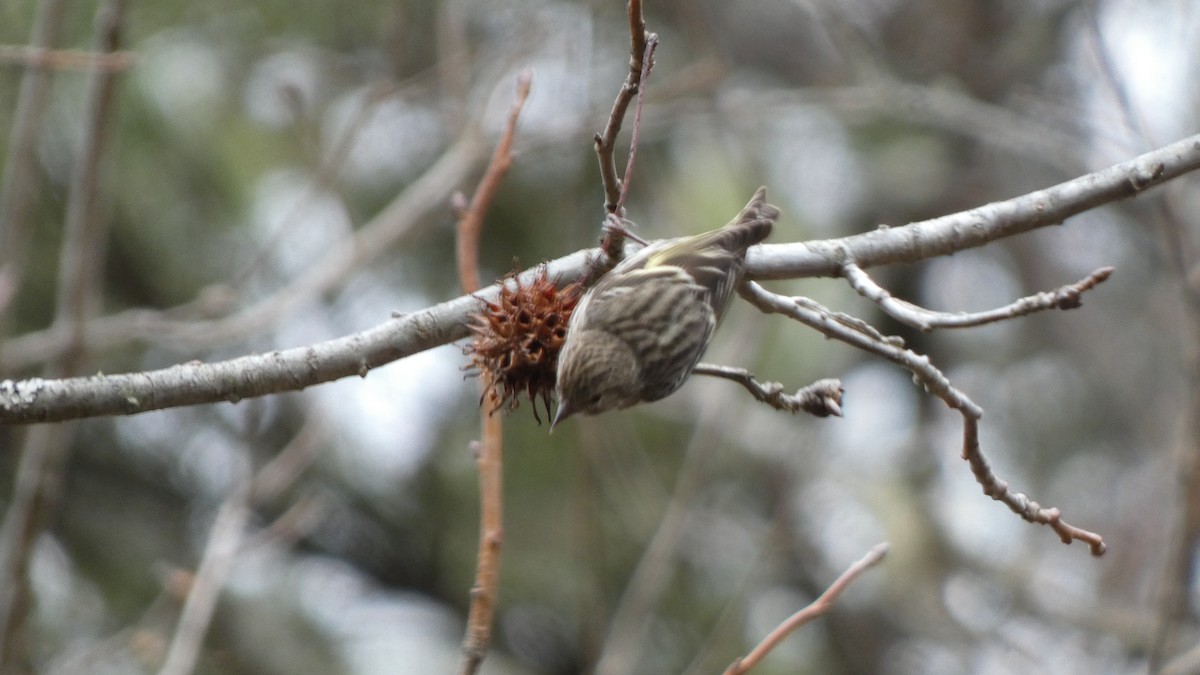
{"left": 602, "top": 212, "right": 648, "bottom": 251}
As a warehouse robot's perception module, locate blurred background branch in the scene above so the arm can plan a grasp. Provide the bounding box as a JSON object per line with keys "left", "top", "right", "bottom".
{"left": 0, "top": 2, "right": 126, "bottom": 672}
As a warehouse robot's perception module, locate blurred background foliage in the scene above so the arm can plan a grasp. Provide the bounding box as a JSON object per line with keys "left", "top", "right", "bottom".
{"left": 1, "top": 0, "right": 1199, "bottom": 673}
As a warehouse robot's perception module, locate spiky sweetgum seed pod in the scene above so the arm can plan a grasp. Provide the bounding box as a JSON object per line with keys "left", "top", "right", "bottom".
{"left": 464, "top": 265, "right": 582, "bottom": 423}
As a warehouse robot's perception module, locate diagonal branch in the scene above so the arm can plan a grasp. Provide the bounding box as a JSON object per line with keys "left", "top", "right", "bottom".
{"left": 724, "top": 543, "right": 889, "bottom": 675}
{"left": 0, "top": 253, "right": 593, "bottom": 425}
{"left": 157, "top": 479, "right": 251, "bottom": 675}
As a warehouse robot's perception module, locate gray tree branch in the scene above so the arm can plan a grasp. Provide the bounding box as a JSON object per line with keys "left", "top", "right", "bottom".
{"left": 1, "top": 134, "right": 1199, "bottom": 425}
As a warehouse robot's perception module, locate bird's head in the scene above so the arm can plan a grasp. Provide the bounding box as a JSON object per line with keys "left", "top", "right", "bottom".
{"left": 552, "top": 329, "right": 641, "bottom": 429}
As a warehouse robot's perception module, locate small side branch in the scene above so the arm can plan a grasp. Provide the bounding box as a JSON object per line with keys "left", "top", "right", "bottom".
{"left": 961, "top": 418, "right": 1107, "bottom": 556}
{"left": 841, "top": 262, "right": 1115, "bottom": 331}
{"left": 692, "top": 364, "right": 843, "bottom": 417}
{"left": 739, "top": 281, "right": 1106, "bottom": 555}
{"left": 724, "top": 543, "right": 889, "bottom": 675}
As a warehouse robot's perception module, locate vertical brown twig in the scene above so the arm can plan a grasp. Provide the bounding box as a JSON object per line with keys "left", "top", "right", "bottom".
{"left": 0, "top": 0, "right": 127, "bottom": 667}
{"left": 455, "top": 70, "right": 533, "bottom": 675}
{"left": 456, "top": 69, "right": 533, "bottom": 293}
{"left": 0, "top": 5, "right": 69, "bottom": 655}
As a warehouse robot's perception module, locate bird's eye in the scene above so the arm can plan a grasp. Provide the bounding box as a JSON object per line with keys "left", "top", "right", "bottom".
{"left": 588, "top": 394, "right": 602, "bottom": 406}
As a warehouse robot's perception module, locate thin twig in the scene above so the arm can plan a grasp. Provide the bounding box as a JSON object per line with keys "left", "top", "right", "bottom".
{"left": 748, "top": 82, "right": 1088, "bottom": 174}
{"left": 242, "top": 491, "right": 327, "bottom": 551}
{"left": 724, "top": 543, "right": 889, "bottom": 675}
{"left": 841, "top": 262, "right": 1115, "bottom": 331}
{"left": 739, "top": 282, "right": 1107, "bottom": 555}
{"left": 692, "top": 363, "right": 843, "bottom": 417}
{"left": 456, "top": 69, "right": 532, "bottom": 293}
{"left": 244, "top": 410, "right": 329, "bottom": 550}
{"left": 455, "top": 70, "right": 533, "bottom": 675}
{"left": 594, "top": 0, "right": 648, "bottom": 215}
{"left": 961, "top": 416, "right": 1106, "bottom": 555}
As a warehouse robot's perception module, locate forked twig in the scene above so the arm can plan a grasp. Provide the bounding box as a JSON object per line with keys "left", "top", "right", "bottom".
{"left": 739, "top": 281, "right": 1106, "bottom": 555}
{"left": 842, "top": 262, "right": 1114, "bottom": 331}
{"left": 598, "top": 32, "right": 660, "bottom": 263}
{"left": 594, "top": 0, "right": 649, "bottom": 215}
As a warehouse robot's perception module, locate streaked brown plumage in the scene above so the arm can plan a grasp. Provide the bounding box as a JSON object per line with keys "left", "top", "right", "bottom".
{"left": 552, "top": 187, "right": 780, "bottom": 427}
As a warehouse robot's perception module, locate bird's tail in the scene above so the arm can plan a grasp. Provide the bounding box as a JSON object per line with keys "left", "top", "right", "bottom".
{"left": 721, "top": 186, "right": 779, "bottom": 251}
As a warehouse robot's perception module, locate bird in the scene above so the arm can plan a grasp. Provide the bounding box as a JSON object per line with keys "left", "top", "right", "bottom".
{"left": 552, "top": 186, "right": 779, "bottom": 428}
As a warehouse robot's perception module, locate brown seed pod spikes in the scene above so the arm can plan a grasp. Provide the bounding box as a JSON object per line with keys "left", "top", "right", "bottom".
{"left": 465, "top": 265, "right": 583, "bottom": 423}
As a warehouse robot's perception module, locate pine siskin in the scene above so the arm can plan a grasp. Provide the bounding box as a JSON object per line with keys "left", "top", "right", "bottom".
{"left": 552, "top": 186, "right": 780, "bottom": 427}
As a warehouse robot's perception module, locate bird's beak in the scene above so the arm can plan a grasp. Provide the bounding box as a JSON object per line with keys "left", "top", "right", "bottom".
{"left": 550, "top": 401, "right": 573, "bottom": 432}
